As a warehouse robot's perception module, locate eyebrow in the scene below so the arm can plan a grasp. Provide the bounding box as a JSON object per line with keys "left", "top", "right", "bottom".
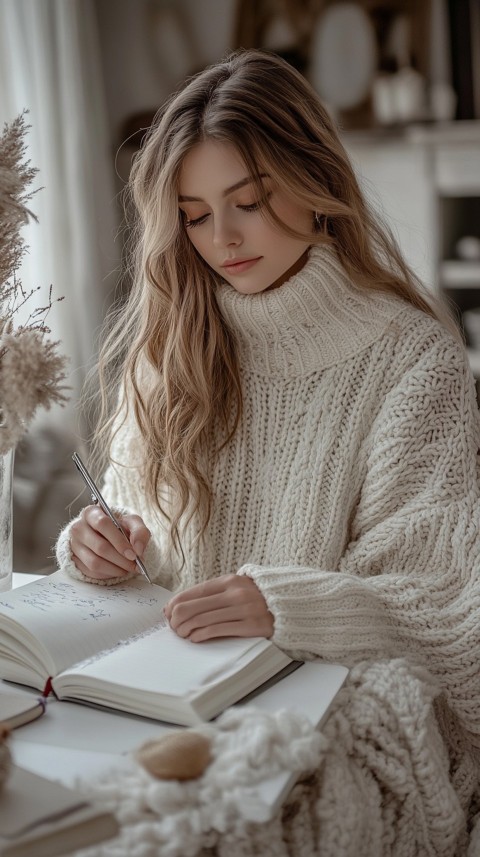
{"left": 178, "top": 173, "right": 269, "bottom": 203}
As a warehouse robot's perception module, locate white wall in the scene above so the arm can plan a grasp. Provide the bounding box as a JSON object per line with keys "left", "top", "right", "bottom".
{"left": 94, "top": 0, "right": 236, "bottom": 145}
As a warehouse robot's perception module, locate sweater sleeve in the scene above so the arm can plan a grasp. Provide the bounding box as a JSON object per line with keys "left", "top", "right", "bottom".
{"left": 54, "top": 407, "right": 174, "bottom": 588}
{"left": 238, "top": 334, "right": 480, "bottom": 743}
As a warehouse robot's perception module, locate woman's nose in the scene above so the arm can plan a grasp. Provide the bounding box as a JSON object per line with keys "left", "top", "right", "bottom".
{"left": 212, "top": 216, "right": 242, "bottom": 249}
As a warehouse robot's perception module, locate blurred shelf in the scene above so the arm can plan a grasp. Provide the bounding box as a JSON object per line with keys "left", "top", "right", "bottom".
{"left": 434, "top": 142, "right": 480, "bottom": 195}
{"left": 467, "top": 348, "right": 480, "bottom": 377}
{"left": 342, "top": 120, "right": 480, "bottom": 146}
{"left": 437, "top": 186, "right": 480, "bottom": 197}
{"left": 406, "top": 121, "right": 480, "bottom": 145}
{"left": 441, "top": 261, "right": 480, "bottom": 287}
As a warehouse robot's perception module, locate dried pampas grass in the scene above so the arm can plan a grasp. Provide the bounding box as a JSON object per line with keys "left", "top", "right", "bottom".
{"left": 0, "top": 111, "right": 67, "bottom": 453}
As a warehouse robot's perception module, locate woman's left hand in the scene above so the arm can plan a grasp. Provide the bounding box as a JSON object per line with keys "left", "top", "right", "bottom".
{"left": 163, "top": 574, "right": 274, "bottom": 642}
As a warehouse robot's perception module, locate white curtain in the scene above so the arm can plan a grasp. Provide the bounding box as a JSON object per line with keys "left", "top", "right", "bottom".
{"left": 0, "top": 0, "right": 119, "bottom": 433}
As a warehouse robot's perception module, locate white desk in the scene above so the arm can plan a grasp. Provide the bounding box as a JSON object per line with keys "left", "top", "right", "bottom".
{"left": 5, "top": 574, "right": 346, "bottom": 822}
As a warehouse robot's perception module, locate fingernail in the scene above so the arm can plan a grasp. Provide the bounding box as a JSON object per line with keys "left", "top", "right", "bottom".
{"left": 124, "top": 549, "right": 136, "bottom": 560}
{"left": 133, "top": 541, "right": 144, "bottom": 557}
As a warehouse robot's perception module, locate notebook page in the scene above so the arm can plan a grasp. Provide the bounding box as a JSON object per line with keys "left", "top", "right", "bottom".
{"left": 0, "top": 571, "right": 170, "bottom": 676}
{"left": 61, "top": 625, "right": 269, "bottom": 697}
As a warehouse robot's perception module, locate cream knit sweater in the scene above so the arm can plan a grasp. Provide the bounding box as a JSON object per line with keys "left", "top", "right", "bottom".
{"left": 56, "top": 244, "right": 480, "bottom": 760}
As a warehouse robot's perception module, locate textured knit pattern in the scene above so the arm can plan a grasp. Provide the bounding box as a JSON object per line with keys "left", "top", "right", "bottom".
{"left": 75, "top": 660, "right": 473, "bottom": 857}
{"left": 56, "top": 244, "right": 480, "bottom": 848}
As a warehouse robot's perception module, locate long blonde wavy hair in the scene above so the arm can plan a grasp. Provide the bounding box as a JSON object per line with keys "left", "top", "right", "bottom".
{"left": 92, "top": 49, "right": 458, "bottom": 554}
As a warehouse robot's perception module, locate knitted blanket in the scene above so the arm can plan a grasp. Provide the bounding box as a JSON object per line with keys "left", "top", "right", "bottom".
{"left": 76, "top": 660, "right": 479, "bottom": 857}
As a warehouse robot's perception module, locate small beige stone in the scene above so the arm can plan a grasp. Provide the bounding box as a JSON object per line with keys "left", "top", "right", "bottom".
{"left": 135, "top": 731, "right": 212, "bottom": 781}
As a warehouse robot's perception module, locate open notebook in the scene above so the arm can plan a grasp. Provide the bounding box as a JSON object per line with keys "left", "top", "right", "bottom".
{"left": 0, "top": 571, "right": 296, "bottom": 725}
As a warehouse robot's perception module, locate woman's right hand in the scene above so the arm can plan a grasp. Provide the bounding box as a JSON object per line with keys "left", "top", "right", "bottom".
{"left": 70, "top": 505, "right": 151, "bottom": 581}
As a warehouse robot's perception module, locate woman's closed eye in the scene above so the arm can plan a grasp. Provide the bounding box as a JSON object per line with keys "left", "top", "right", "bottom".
{"left": 182, "top": 193, "right": 272, "bottom": 229}
{"left": 183, "top": 213, "right": 209, "bottom": 229}
{"left": 236, "top": 191, "right": 272, "bottom": 214}
{"left": 238, "top": 200, "right": 263, "bottom": 212}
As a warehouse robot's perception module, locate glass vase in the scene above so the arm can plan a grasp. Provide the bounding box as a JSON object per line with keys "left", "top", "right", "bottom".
{"left": 0, "top": 447, "right": 14, "bottom": 592}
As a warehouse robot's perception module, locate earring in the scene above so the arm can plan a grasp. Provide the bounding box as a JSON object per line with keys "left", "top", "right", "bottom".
{"left": 314, "top": 212, "right": 322, "bottom": 229}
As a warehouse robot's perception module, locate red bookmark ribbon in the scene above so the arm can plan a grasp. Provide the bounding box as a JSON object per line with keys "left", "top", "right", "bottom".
{"left": 42, "top": 676, "right": 57, "bottom": 698}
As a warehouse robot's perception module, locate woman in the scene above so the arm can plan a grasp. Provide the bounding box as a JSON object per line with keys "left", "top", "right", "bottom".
{"left": 57, "top": 50, "right": 480, "bottom": 853}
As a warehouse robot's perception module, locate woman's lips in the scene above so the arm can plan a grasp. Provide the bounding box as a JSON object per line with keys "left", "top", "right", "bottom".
{"left": 222, "top": 257, "right": 262, "bottom": 274}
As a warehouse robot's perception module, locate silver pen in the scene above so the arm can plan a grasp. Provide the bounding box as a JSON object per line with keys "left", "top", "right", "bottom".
{"left": 72, "top": 452, "right": 152, "bottom": 584}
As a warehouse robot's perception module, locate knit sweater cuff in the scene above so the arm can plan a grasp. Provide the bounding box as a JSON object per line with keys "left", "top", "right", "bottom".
{"left": 55, "top": 510, "right": 139, "bottom": 587}
{"left": 237, "top": 563, "right": 326, "bottom": 656}
{"left": 237, "top": 563, "right": 398, "bottom": 662}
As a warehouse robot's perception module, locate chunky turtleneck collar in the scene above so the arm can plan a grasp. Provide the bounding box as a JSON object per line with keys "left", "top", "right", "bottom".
{"left": 214, "top": 244, "right": 406, "bottom": 378}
